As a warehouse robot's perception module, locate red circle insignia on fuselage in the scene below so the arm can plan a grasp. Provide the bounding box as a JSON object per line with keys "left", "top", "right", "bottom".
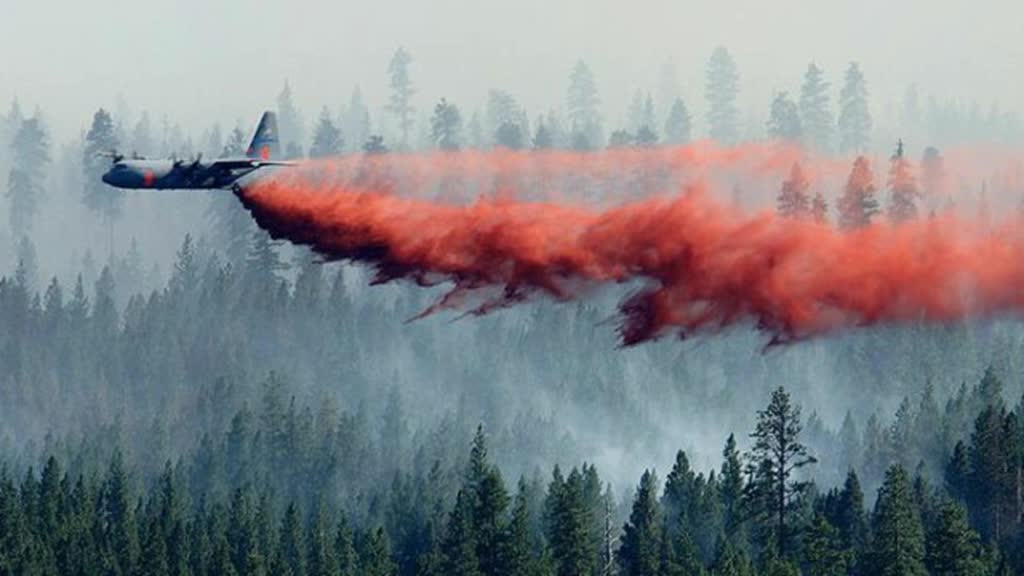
{"left": 143, "top": 170, "right": 155, "bottom": 187}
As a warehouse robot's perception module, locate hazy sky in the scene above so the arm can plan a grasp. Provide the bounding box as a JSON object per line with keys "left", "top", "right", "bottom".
{"left": 4, "top": 0, "right": 1023, "bottom": 141}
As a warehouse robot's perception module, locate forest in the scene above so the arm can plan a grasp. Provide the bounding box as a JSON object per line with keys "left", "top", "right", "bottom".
{"left": 4, "top": 43, "right": 1024, "bottom": 575}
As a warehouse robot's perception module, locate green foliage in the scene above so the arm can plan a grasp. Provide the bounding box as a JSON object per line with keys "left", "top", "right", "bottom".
{"left": 925, "top": 499, "right": 986, "bottom": 576}
{"left": 743, "top": 386, "right": 816, "bottom": 559}
{"left": 868, "top": 465, "right": 927, "bottom": 576}
{"left": 617, "top": 470, "right": 661, "bottom": 576}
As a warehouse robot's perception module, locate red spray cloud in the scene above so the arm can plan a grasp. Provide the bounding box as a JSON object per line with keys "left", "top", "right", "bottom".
{"left": 235, "top": 144, "right": 1024, "bottom": 346}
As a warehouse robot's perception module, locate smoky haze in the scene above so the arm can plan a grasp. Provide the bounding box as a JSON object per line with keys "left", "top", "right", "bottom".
{"left": 4, "top": 0, "right": 1024, "bottom": 141}
{"left": 6, "top": 4, "right": 1024, "bottom": 570}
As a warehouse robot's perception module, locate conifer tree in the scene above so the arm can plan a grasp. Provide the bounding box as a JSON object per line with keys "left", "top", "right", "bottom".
{"left": 837, "top": 156, "right": 879, "bottom": 230}
{"left": 335, "top": 516, "right": 357, "bottom": 576}
{"left": 388, "top": 48, "right": 416, "bottom": 149}
{"left": 777, "top": 162, "right": 811, "bottom": 219}
{"left": 309, "top": 107, "right": 344, "bottom": 158}
{"left": 925, "top": 499, "right": 985, "bottom": 576}
{"left": 430, "top": 98, "right": 463, "bottom": 151}
{"left": 743, "top": 386, "right": 815, "bottom": 559}
{"left": 498, "top": 479, "right": 536, "bottom": 576}
{"left": 802, "top": 513, "right": 847, "bottom": 576}
{"left": 617, "top": 470, "right": 661, "bottom": 576}
{"left": 441, "top": 489, "right": 481, "bottom": 576}
{"left": 868, "top": 465, "right": 927, "bottom": 576}
{"left": 277, "top": 81, "right": 306, "bottom": 159}
{"left": 82, "top": 108, "right": 124, "bottom": 251}
{"left": 546, "top": 468, "right": 595, "bottom": 576}
{"left": 766, "top": 92, "right": 802, "bottom": 142}
{"left": 720, "top": 434, "right": 744, "bottom": 531}
{"left": 566, "top": 60, "right": 601, "bottom": 149}
{"left": 279, "top": 502, "right": 307, "bottom": 576}
{"left": 705, "top": 46, "right": 740, "bottom": 145}
{"left": 887, "top": 140, "right": 920, "bottom": 223}
{"left": 6, "top": 116, "right": 49, "bottom": 236}
{"left": 799, "top": 63, "right": 833, "bottom": 152}
{"left": 664, "top": 97, "right": 692, "bottom": 145}
{"left": 838, "top": 63, "right": 872, "bottom": 154}
{"left": 532, "top": 119, "right": 553, "bottom": 150}
{"left": 359, "top": 527, "right": 397, "bottom": 576}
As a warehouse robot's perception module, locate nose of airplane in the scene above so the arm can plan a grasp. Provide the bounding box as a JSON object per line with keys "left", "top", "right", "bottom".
{"left": 101, "top": 165, "right": 121, "bottom": 186}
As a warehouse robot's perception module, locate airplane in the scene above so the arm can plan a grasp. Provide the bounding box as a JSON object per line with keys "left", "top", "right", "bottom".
{"left": 101, "top": 111, "right": 293, "bottom": 190}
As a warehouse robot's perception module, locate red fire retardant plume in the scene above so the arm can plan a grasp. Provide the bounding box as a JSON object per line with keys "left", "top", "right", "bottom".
{"left": 235, "top": 150, "right": 1024, "bottom": 346}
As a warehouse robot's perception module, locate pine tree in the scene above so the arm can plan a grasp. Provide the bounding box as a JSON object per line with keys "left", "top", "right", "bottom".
{"left": 532, "top": 119, "right": 553, "bottom": 150}
{"left": 498, "top": 479, "right": 536, "bottom": 576}
{"left": 227, "top": 488, "right": 257, "bottom": 574}
{"left": 101, "top": 450, "right": 139, "bottom": 575}
{"left": 705, "top": 46, "right": 740, "bottom": 145}
{"left": 309, "top": 107, "right": 344, "bottom": 158}
{"left": 546, "top": 468, "right": 595, "bottom": 576}
{"left": 664, "top": 97, "right": 692, "bottom": 145}
{"left": 925, "top": 499, "right": 985, "bottom": 576}
{"left": 837, "top": 156, "right": 879, "bottom": 230}
{"left": 307, "top": 503, "right": 338, "bottom": 576}
{"left": 837, "top": 63, "right": 872, "bottom": 154}
{"left": 277, "top": 81, "right": 306, "bottom": 159}
{"left": 830, "top": 470, "right": 868, "bottom": 556}
{"left": 967, "top": 399, "right": 1019, "bottom": 543}
{"left": 799, "top": 63, "right": 833, "bottom": 152}
{"left": 802, "top": 512, "right": 846, "bottom": 576}
{"left": 279, "top": 503, "right": 307, "bottom": 576}
{"left": 711, "top": 537, "right": 753, "bottom": 576}
{"left": 388, "top": 48, "right": 416, "bottom": 149}
{"left": 344, "top": 86, "right": 372, "bottom": 153}
{"left": 720, "top": 434, "right": 744, "bottom": 531}
{"left": 777, "top": 162, "right": 811, "bottom": 219}
{"left": 618, "top": 470, "right": 662, "bottom": 576}
{"left": 82, "top": 108, "right": 124, "bottom": 251}
{"left": 335, "top": 516, "right": 357, "bottom": 576}
{"left": 494, "top": 123, "right": 524, "bottom": 150}
{"left": 358, "top": 527, "right": 396, "bottom": 576}
{"left": 474, "top": 468, "right": 510, "bottom": 576}
{"left": 868, "top": 465, "right": 927, "bottom": 576}
{"left": 441, "top": 489, "right": 481, "bottom": 576}
{"left": 766, "top": 92, "right": 802, "bottom": 142}
{"left": 430, "top": 98, "right": 463, "bottom": 151}
{"left": 743, "top": 386, "right": 816, "bottom": 559}
{"left": 567, "top": 60, "right": 601, "bottom": 149}
{"left": 6, "top": 116, "right": 49, "bottom": 236}
{"left": 886, "top": 140, "right": 919, "bottom": 224}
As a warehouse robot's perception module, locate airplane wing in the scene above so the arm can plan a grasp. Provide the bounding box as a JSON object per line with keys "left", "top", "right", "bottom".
{"left": 209, "top": 159, "right": 297, "bottom": 170}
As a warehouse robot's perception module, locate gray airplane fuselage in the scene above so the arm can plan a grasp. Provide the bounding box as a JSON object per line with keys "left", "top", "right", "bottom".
{"left": 101, "top": 158, "right": 263, "bottom": 190}
{"left": 99, "top": 110, "right": 286, "bottom": 190}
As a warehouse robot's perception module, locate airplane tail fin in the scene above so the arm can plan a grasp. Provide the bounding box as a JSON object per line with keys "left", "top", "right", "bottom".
{"left": 246, "top": 111, "right": 280, "bottom": 160}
